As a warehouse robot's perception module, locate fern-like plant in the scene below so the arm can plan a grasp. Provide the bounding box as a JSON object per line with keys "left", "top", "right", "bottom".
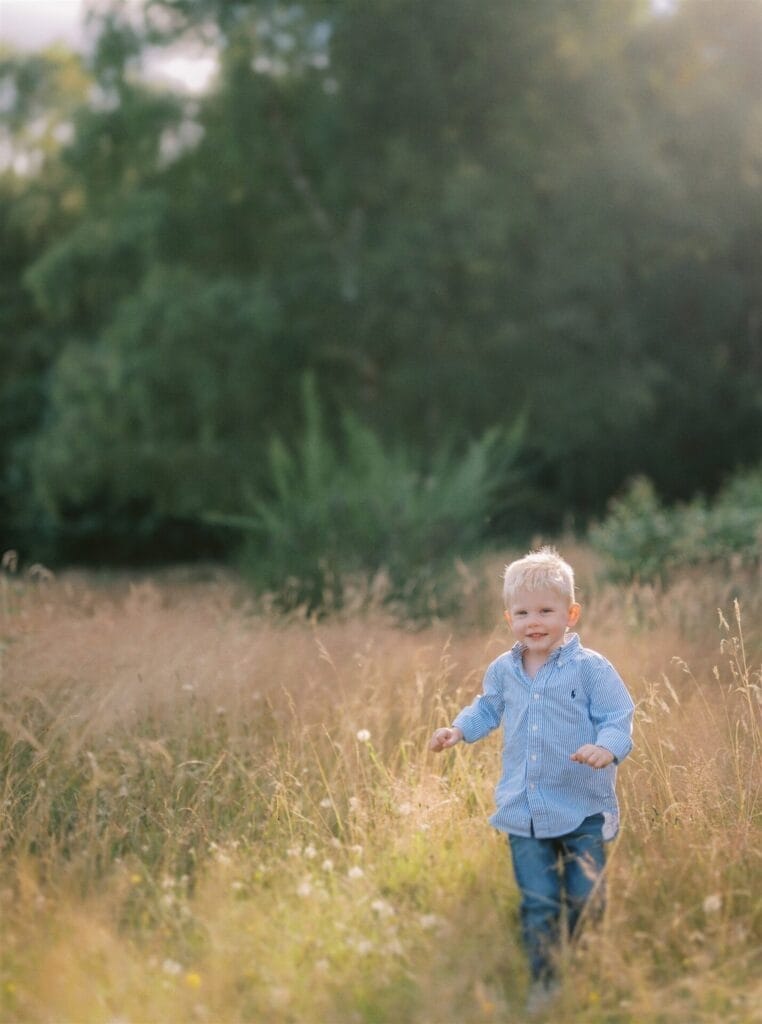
{"left": 209, "top": 376, "right": 525, "bottom": 615}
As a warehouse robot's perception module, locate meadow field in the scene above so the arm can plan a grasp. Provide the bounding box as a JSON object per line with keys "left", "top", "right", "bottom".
{"left": 0, "top": 546, "right": 759, "bottom": 1024}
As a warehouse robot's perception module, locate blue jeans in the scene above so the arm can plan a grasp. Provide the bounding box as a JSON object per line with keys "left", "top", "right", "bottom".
{"left": 508, "top": 813, "right": 606, "bottom": 982}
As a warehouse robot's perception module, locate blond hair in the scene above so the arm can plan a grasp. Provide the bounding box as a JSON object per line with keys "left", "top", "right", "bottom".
{"left": 502, "top": 546, "right": 575, "bottom": 607}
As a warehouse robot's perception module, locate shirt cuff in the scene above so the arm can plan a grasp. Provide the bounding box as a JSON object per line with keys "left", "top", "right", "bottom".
{"left": 451, "top": 711, "right": 480, "bottom": 744}
{"left": 596, "top": 730, "right": 632, "bottom": 763}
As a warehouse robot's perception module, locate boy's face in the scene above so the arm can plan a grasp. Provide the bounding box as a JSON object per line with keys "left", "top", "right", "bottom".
{"left": 504, "top": 587, "right": 581, "bottom": 658}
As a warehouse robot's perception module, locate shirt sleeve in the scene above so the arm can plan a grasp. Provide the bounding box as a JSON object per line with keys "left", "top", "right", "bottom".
{"left": 452, "top": 661, "right": 505, "bottom": 743}
{"left": 587, "top": 658, "right": 635, "bottom": 762}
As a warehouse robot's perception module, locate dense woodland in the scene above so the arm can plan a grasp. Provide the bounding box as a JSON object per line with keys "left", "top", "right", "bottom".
{"left": 1, "top": 0, "right": 761, "bottom": 570}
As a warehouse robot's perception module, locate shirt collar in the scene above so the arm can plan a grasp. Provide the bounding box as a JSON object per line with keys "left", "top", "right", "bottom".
{"left": 557, "top": 631, "right": 581, "bottom": 665}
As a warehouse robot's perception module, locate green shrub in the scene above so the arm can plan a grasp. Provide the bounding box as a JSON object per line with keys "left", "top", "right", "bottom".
{"left": 589, "top": 468, "right": 762, "bottom": 582}
{"left": 209, "top": 377, "right": 526, "bottom": 616}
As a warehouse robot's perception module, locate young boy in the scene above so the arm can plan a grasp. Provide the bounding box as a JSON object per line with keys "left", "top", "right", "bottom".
{"left": 430, "top": 547, "right": 634, "bottom": 1012}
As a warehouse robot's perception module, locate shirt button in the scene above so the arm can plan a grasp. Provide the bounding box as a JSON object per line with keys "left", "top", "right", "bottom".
{"left": 532, "top": 724, "right": 539, "bottom": 732}
{"left": 529, "top": 783, "right": 536, "bottom": 789}
{"left": 530, "top": 754, "right": 537, "bottom": 761}
{"left": 533, "top": 693, "right": 540, "bottom": 700}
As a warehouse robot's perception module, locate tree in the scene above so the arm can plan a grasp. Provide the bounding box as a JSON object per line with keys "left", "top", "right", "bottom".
{"left": 2, "top": 0, "right": 760, "bottom": 563}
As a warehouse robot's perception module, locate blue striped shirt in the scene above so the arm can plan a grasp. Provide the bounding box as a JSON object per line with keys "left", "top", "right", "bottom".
{"left": 453, "top": 633, "right": 634, "bottom": 840}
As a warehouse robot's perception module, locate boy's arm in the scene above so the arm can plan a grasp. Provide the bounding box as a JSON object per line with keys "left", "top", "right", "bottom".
{"left": 584, "top": 659, "right": 635, "bottom": 764}
{"left": 429, "top": 662, "right": 505, "bottom": 752}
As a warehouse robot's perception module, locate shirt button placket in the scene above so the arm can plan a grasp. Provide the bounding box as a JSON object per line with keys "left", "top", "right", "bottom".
{"left": 527, "top": 682, "right": 543, "bottom": 816}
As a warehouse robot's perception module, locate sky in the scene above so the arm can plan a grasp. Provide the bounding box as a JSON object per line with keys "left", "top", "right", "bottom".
{"left": 1, "top": 0, "right": 90, "bottom": 51}
{"left": 0, "top": 0, "right": 218, "bottom": 92}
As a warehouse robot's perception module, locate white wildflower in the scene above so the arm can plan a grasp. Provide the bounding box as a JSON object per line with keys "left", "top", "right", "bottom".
{"left": 396, "top": 802, "right": 413, "bottom": 816}
{"left": 297, "top": 879, "right": 313, "bottom": 898}
{"left": 319, "top": 797, "right": 332, "bottom": 808}
{"left": 347, "top": 866, "right": 364, "bottom": 880}
{"left": 304, "top": 844, "right": 317, "bottom": 859}
{"left": 162, "top": 959, "right": 183, "bottom": 976}
{"left": 321, "top": 859, "right": 334, "bottom": 872}
{"left": 371, "top": 899, "right": 395, "bottom": 918}
{"left": 356, "top": 729, "right": 371, "bottom": 742}
{"left": 703, "top": 893, "right": 722, "bottom": 914}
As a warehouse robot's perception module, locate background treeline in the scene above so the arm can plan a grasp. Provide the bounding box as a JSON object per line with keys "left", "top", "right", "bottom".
{"left": 1, "top": 0, "right": 761, "bottom": 584}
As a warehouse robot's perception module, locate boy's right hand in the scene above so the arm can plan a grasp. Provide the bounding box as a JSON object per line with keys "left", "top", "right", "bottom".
{"left": 429, "top": 727, "right": 464, "bottom": 752}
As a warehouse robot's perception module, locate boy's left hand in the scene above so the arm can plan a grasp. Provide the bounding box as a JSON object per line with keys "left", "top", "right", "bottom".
{"left": 570, "top": 744, "right": 615, "bottom": 769}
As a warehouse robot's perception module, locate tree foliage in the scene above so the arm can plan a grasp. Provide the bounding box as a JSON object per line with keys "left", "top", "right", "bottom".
{"left": 590, "top": 469, "right": 762, "bottom": 583}
{"left": 1, "top": 0, "right": 761, "bottom": 566}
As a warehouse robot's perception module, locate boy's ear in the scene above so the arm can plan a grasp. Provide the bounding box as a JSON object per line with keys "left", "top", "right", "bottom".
{"left": 568, "top": 602, "right": 582, "bottom": 627}
{"left": 503, "top": 609, "right": 512, "bottom": 626}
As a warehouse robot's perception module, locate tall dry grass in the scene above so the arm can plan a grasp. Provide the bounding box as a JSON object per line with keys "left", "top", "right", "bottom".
{"left": 0, "top": 550, "right": 759, "bottom": 1023}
